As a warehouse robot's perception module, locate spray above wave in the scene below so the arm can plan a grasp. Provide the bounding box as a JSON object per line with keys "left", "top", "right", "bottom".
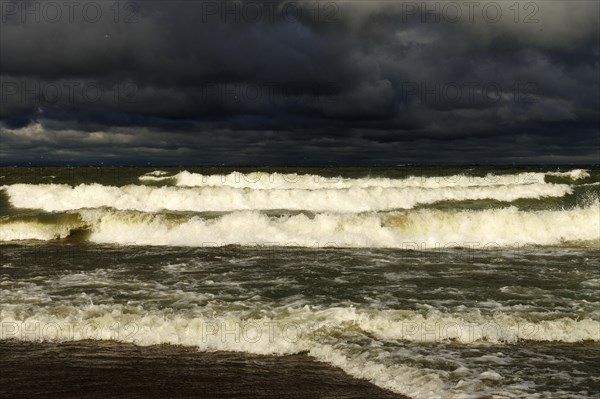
{"left": 547, "top": 169, "right": 591, "bottom": 180}
{"left": 138, "top": 170, "right": 172, "bottom": 182}
{"left": 2, "top": 182, "right": 572, "bottom": 213}
{"left": 3, "top": 204, "right": 597, "bottom": 247}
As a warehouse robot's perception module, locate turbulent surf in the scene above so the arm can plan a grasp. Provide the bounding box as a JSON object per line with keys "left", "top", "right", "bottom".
{"left": 1, "top": 166, "right": 599, "bottom": 399}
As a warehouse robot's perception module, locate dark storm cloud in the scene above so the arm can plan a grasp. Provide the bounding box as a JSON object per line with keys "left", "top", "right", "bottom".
{"left": 0, "top": 0, "right": 598, "bottom": 164}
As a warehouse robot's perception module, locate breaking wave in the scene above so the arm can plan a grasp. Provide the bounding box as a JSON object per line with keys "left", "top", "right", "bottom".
{"left": 155, "top": 169, "right": 591, "bottom": 189}
{"left": 1, "top": 168, "right": 598, "bottom": 399}
{"left": 1, "top": 169, "right": 596, "bottom": 248}
{"left": 1, "top": 203, "right": 598, "bottom": 247}
{"left": 1, "top": 182, "right": 572, "bottom": 213}
{"left": 1, "top": 304, "right": 597, "bottom": 399}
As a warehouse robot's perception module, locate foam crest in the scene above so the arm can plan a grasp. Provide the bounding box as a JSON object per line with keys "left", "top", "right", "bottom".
{"left": 80, "top": 204, "right": 598, "bottom": 247}
{"left": 329, "top": 307, "right": 600, "bottom": 344}
{"left": 0, "top": 212, "right": 87, "bottom": 241}
{"left": 171, "top": 169, "right": 591, "bottom": 189}
{"left": 0, "top": 304, "right": 447, "bottom": 398}
{"left": 547, "top": 169, "right": 590, "bottom": 180}
{"left": 2, "top": 182, "right": 572, "bottom": 213}
{"left": 174, "top": 170, "right": 555, "bottom": 189}
{"left": 1, "top": 305, "right": 597, "bottom": 398}
{"left": 0, "top": 218, "right": 81, "bottom": 241}
{"left": 138, "top": 170, "right": 173, "bottom": 181}
{"left": 2, "top": 203, "right": 596, "bottom": 246}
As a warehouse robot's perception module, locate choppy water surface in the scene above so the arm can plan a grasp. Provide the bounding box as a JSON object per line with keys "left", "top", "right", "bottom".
{"left": 1, "top": 166, "right": 599, "bottom": 398}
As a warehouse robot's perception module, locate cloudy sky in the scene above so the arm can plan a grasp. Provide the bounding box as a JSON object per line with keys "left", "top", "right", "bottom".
{"left": 1, "top": 0, "right": 598, "bottom": 165}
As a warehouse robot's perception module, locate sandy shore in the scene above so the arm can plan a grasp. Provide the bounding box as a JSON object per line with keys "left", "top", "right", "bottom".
{"left": 0, "top": 340, "right": 410, "bottom": 399}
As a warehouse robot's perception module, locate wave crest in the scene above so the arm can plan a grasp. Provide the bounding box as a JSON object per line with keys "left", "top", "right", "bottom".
{"left": 2, "top": 204, "right": 597, "bottom": 247}
{"left": 2, "top": 182, "right": 572, "bottom": 213}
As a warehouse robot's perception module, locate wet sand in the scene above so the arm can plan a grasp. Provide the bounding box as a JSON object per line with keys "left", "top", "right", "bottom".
{"left": 0, "top": 340, "right": 409, "bottom": 399}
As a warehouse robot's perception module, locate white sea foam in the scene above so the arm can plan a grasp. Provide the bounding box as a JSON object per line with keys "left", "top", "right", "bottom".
{"left": 330, "top": 307, "right": 600, "bottom": 344}
{"left": 138, "top": 170, "right": 173, "bottom": 181}
{"left": 170, "top": 169, "right": 590, "bottom": 189}
{"left": 1, "top": 168, "right": 596, "bottom": 399}
{"left": 581, "top": 278, "right": 600, "bottom": 288}
{"left": 2, "top": 182, "right": 572, "bottom": 213}
{"left": 80, "top": 204, "right": 599, "bottom": 248}
{"left": 547, "top": 169, "right": 591, "bottom": 180}
{"left": 174, "top": 170, "right": 549, "bottom": 189}
{"left": 0, "top": 220, "right": 75, "bottom": 241}
{"left": 3, "top": 202, "right": 594, "bottom": 247}
{"left": 1, "top": 304, "right": 597, "bottom": 399}
{"left": 0, "top": 304, "right": 445, "bottom": 398}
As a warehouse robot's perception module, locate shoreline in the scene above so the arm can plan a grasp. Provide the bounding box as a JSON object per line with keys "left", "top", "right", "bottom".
{"left": 0, "top": 340, "right": 410, "bottom": 399}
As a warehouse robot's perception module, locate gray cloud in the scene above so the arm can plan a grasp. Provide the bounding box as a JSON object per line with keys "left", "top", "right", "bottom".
{"left": 0, "top": 0, "right": 598, "bottom": 164}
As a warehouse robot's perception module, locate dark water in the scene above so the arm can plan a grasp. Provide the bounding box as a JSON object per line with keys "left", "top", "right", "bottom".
{"left": 1, "top": 166, "right": 599, "bottom": 398}
{"left": 0, "top": 340, "right": 404, "bottom": 399}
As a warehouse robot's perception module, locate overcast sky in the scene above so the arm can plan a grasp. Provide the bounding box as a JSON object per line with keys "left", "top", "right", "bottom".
{"left": 1, "top": 0, "right": 598, "bottom": 165}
